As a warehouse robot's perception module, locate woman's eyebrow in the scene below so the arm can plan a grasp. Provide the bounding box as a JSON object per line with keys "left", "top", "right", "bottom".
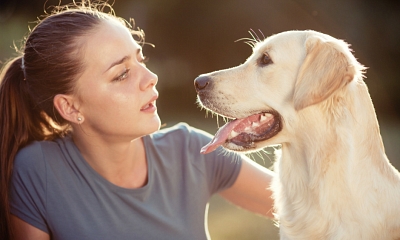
{"left": 105, "top": 55, "right": 130, "bottom": 73}
{"left": 104, "top": 48, "right": 142, "bottom": 73}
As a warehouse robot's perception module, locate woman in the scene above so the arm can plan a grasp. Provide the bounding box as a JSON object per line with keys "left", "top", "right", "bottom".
{"left": 0, "top": 1, "right": 275, "bottom": 239}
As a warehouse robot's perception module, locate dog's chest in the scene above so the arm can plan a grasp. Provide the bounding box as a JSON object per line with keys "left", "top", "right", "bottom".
{"left": 273, "top": 158, "right": 395, "bottom": 240}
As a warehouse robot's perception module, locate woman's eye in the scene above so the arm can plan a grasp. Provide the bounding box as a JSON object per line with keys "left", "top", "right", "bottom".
{"left": 260, "top": 53, "right": 273, "bottom": 65}
{"left": 114, "top": 68, "right": 130, "bottom": 81}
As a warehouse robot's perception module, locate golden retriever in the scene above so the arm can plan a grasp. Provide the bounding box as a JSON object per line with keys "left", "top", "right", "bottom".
{"left": 194, "top": 30, "right": 400, "bottom": 239}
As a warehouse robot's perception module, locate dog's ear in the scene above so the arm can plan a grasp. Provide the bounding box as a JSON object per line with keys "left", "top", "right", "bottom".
{"left": 293, "top": 35, "right": 355, "bottom": 111}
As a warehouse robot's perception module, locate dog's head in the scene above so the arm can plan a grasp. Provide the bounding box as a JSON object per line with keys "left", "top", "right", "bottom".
{"left": 195, "top": 30, "right": 365, "bottom": 154}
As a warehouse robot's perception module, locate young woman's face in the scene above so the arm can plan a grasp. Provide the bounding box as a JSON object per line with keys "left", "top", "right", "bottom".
{"left": 74, "top": 19, "right": 160, "bottom": 141}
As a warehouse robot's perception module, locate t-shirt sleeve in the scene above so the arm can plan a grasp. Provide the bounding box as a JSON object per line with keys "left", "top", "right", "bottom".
{"left": 10, "top": 141, "right": 49, "bottom": 233}
{"left": 184, "top": 124, "right": 243, "bottom": 194}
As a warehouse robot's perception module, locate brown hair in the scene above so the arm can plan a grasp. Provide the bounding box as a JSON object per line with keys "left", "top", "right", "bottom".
{"left": 0, "top": 1, "right": 144, "bottom": 238}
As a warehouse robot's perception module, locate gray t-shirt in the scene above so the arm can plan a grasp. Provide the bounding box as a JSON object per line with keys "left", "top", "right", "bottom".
{"left": 10, "top": 123, "right": 242, "bottom": 240}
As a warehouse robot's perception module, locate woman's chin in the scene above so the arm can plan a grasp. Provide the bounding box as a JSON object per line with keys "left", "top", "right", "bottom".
{"left": 149, "top": 114, "right": 162, "bottom": 132}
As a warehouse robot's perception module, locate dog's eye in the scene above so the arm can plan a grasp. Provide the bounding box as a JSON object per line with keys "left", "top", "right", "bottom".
{"left": 260, "top": 53, "right": 273, "bottom": 65}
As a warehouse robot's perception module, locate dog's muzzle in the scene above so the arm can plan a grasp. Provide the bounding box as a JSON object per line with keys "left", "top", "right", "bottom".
{"left": 194, "top": 75, "right": 283, "bottom": 154}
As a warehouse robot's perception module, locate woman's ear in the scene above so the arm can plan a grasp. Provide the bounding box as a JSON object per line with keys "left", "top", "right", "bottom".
{"left": 293, "top": 35, "right": 355, "bottom": 111}
{"left": 53, "top": 94, "right": 83, "bottom": 124}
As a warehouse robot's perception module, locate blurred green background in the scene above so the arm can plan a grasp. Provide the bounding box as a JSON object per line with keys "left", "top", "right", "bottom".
{"left": 1, "top": 0, "right": 399, "bottom": 239}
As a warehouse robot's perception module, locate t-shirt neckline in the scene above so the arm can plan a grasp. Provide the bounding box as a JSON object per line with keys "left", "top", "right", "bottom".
{"left": 65, "top": 135, "right": 153, "bottom": 194}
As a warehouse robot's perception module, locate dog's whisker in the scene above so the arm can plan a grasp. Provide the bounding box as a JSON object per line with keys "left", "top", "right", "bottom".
{"left": 246, "top": 152, "right": 256, "bottom": 162}
{"left": 235, "top": 38, "right": 257, "bottom": 48}
{"left": 263, "top": 149, "right": 275, "bottom": 165}
{"left": 234, "top": 37, "right": 257, "bottom": 43}
{"left": 249, "top": 28, "right": 262, "bottom": 42}
{"left": 223, "top": 116, "right": 229, "bottom": 123}
{"left": 255, "top": 151, "right": 266, "bottom": 165}
{"left": 245, "top": 41, "right": 255, "bottom": 48}
{"left": 248, "top": 29, "right": 258, "bottom": 42}
{"left": 258, "top": 29, "right": 266, "bottom": 40}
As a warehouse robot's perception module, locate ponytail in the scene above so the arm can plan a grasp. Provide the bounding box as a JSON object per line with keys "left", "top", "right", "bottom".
{"left": 0, "top": 57, "right": 25, "bottom": 238}
{"left": 0, "top": 56, "right": 64, "bottom": 239}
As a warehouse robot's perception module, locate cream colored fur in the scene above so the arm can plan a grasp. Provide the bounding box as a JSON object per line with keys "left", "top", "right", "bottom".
{"left": 197, "top": 30, "right": 400, "bottom": 239}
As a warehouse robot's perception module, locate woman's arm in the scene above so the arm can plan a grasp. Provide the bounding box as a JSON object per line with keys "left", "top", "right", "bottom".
{"left": 219, "top": 157, "right": 276, "bottom": 218}
{"left": 11, "top": 215, "right": 50, "bottom": 240}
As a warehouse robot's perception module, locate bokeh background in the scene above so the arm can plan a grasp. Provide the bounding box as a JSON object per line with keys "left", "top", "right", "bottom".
{"left": 1, "top": 0, "right": 399, "bottom": 239}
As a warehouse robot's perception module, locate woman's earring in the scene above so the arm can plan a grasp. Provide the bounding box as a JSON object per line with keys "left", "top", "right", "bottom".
{"left": 77, "top": 117, "right": 82, "bottom": 122}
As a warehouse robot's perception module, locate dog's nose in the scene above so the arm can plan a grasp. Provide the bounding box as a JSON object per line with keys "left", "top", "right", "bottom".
{"left": 194, "top": 75, "right": 210, "bottom": 92}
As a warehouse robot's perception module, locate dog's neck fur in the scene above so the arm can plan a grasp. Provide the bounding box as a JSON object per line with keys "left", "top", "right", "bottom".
{"left": 275, "top": 80, "right": 400, "bottom": 239}
{"left": 290, "top": 81, "right": 389, "bottom": 182}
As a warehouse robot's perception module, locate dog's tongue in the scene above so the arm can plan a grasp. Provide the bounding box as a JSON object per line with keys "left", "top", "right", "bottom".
{"left": 201, "top": 114, "right": 270, "bottom": 154}
{"left": 200, "top": 119, "right": 241, "bottom": 154}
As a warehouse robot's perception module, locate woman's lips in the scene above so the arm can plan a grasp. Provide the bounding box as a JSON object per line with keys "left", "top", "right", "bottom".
{"left": 141, "top": 102, "right": 156, "bottom": 112}
{"left": 141, "top": 95, "right": 158, "bottom": 112}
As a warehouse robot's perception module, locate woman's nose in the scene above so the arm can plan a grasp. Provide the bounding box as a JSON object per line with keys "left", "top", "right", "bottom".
{"left": 140, "top": 68, "right": 158, "bottom": 90}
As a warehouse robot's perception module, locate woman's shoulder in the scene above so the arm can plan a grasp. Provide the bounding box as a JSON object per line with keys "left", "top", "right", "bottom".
{"left": 152, "top": 122, "right": 212, "bottom": 140}
{"left": 148, "top": 122, "right": 213, "bottom": 149}
{"left": 14, "top": 139, "right": 62, "bottom": 170}
{"left": 154, "top": 122, "right": 191, "bottom": 135}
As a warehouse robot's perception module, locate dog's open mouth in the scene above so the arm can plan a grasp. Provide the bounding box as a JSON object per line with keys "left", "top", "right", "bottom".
{"left": 201, "top": 111, "right": 282, "bottom": 154}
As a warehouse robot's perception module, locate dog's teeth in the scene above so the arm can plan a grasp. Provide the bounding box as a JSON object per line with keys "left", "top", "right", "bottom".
{"left": 260, "top": 115, "right": 267, "bottom": 122}
{"left": 230, "top": 130, "right": 239, "bottom": 138}
{"left": 260, "top": 113, "right": 273, "bottom": 122}
{"left": 252, "top": 122, "right": 260, "bottom": 127}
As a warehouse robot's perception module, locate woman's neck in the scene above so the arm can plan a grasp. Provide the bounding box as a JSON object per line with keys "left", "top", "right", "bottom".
{"left": 72, "top": 132, "right": 148, "bottom": 189}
